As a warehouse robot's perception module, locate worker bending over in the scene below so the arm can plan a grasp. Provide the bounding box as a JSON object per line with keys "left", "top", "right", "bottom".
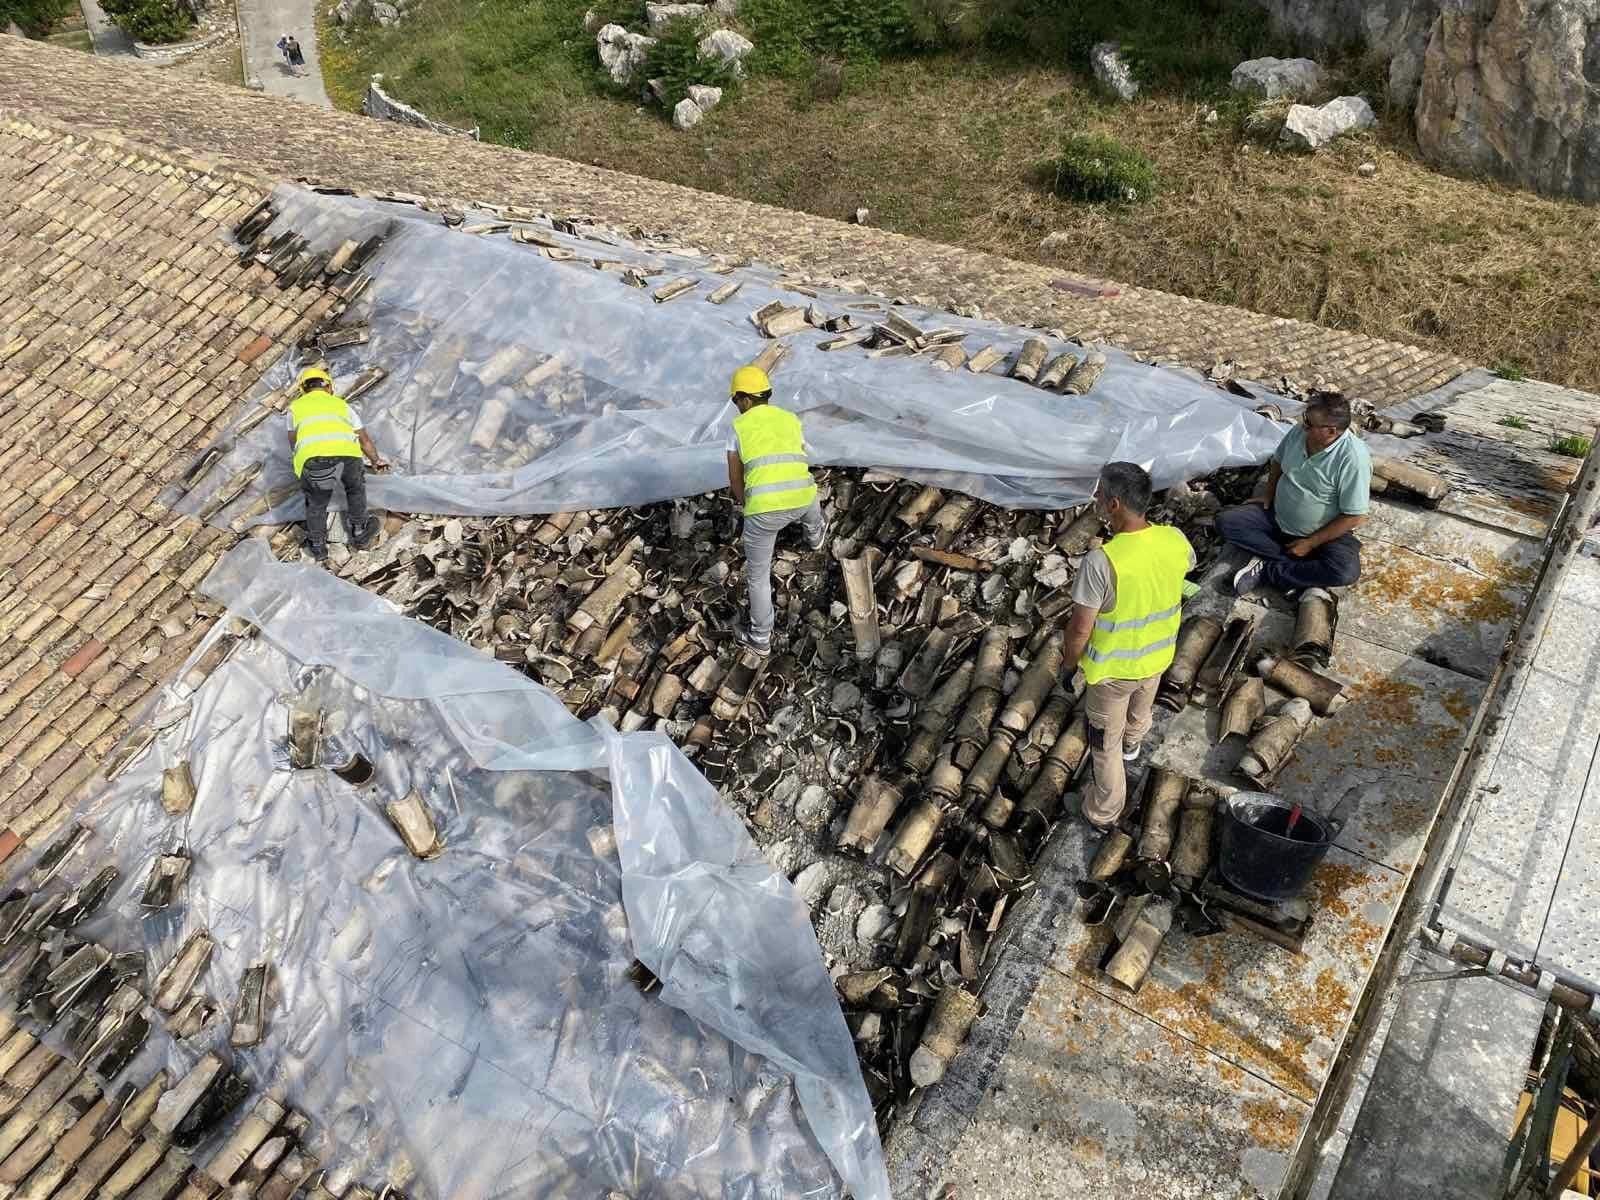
{"left": 725, "top": 365, "right": 826, "bottom": 655}
{"left": 287, "top": 364, "right": 387, "bottom": 563}
{"left": 1061, "top": 462, "right": 1195, "bottom": 832}
{"left": 1218, "top": 392, "right": 1370, "bottom": 596}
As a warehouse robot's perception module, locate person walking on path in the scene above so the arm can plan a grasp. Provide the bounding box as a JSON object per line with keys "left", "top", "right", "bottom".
{"left": 276, "top": 34, "right": 293, "bottom": 71}
{"left": 1060, "top": 462, "right": 1195, "bottom": 832}
{"left": 725, "top": 364, "right": 826, "bottom": 656}
{"left": 286, "top": 35, "right": 307, "bottom": 75}
{"left": 287, "top": 363, "right": 387, "bottom": 563}
{"left": 1219, "top": 392, "right": 1371, "bottom": 597}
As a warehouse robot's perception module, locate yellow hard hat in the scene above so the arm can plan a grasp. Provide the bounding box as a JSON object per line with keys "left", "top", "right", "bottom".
{"left": 729, "top": 365, "right": 772, "bottom": 398}
{"left": 298, "top": 363, "right": 333, "bottom": 391}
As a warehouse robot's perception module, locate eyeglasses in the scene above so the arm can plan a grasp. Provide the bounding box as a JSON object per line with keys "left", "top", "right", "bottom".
{"left": 1303, "top": 419, "right": 1340, "bottom": 433}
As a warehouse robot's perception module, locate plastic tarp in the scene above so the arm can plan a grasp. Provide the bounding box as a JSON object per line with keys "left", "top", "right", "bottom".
{"left": 38, "top": 539, "right": 887, "bottom": 1200}
{"left": 173, "top": 185, "right": 1283, "bottom": 525}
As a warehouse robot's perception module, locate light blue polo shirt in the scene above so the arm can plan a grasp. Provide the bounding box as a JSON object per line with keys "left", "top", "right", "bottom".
{"left": 1272, "top": 427, "right": 1371, "bottom": 537}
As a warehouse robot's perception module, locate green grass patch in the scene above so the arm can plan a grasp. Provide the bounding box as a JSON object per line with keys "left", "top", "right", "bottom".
{"left": 1494, "top": 359, "right": 1528, "bottom": 381}
{"left": 1497, "top": 414, "right": 1531, "bottom": 430}
{"left": 1038, "top": 133, "right": 1157, "bottom": 204}
{"left": 1549, "top": 433, "right": 1593, "bottom": 458}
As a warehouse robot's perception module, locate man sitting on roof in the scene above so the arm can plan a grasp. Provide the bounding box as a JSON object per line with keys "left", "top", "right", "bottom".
{"left": 1219, "top": 392, "right": 1371, "bottom": 597}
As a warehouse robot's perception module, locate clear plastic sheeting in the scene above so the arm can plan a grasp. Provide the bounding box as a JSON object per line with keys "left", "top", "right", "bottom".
{"left": 36, "top": 539, "right": 887, "bottom": 1200}
{"left": 173, "top": 185, "right": 1283, "bottom": 526}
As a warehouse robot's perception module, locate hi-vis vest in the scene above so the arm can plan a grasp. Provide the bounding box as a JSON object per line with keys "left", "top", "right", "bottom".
{"left": 289, "top": 388, "right": 362, "bottom": 478}
{"left": 1081, "top": 524, "right": 1192, "bottom": 685}
{"left": 733, "top": 404, "right": 817, "bottom": 516}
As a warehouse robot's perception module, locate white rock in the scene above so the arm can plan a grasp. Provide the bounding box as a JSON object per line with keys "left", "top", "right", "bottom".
{"left": 853, "top": 207, "right": 870, "bottom": 224}
{"left": 1281, "top": 95, "right": 1377, "bottom": 152}
{"left": 596, "top": 24, "right": 656, "bottom": 86}
{"left": 371, "top": 1, "right": 398, "bottom": 24}
{"left": 794, "top": 784, "right": 834, "bottom": 832}
{"left": 856, "top": 903, "right": 897, "bottom": 943}
{"left": 672, "top": 97, "right": 703, "bottom": 130}
{"left": 645, "top": 2, "right": 707, "bottom": 35}
{"left": 793, "top": 862, "right": 831, "bottom": 909}
{"left": 687, "top": 83, "right": 722, "bottom": 111}
{"left": 1090, "top": 41, "right": 1138, "bottom": 102}
{"left": 853, "top": 1012, "right": 882, "bottom": 1042}
{"left": 1204, "top": 108, "right": 1219, "bottom": 124}
{"left": 1038, "top": 231, "right": 1072, "bottom": 254}
{"left": 1358, "top": 160, "right": 1377, "bottom": 177}
{"left": 1035, "top": 553, "right": 1071, "bottom": 589}
{"left": 698, "top": 28, "right": 752, "bottom": 76}
{"left": 1006, "top": 536, "right": 1034, "bottom": 564}
{"left": 1230, "top": 56, "right": 1326, "bottom": 101}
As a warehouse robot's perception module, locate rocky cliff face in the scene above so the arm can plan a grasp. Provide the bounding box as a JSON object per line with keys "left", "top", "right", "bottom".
{"left": 1252, "top": 0, "right": 1600, "bottom": 203}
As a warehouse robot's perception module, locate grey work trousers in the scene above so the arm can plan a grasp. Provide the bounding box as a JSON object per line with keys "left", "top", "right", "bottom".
{"left": 301, "top": 456, "right": 369, "bottom": 553}
{"left": 1082, "top": 673, "right": 1162, "bottom": 827}
{"left": 743, "top": 497, "right": 826, "bottom": 642}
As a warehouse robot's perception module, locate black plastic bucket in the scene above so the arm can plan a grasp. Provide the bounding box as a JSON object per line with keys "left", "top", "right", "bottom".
{"left": 1217, "top": 791, "right": 1334, "bottom": 902}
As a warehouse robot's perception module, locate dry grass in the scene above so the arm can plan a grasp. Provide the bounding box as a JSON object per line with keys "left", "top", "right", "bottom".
{"left": 320, "top": 41, "right": 1600, "bottom": 390}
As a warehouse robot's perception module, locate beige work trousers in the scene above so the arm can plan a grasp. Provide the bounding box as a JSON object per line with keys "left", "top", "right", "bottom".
{"left": 1081, "top": 673, "right": 1162, "bottom": 827}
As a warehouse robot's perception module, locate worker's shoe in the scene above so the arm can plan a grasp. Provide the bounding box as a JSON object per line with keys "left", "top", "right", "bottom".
{"left": 733, "top": 621, "right": 771, "bottom": 657}
{"left": 306, "top": 543, "right": 329, "bottom": 564}
{"left": 1122, "top": 741, "right": 1142, "bottom": 763}
{"left": 354, "top": 516, "right": 380, "bottom": 550}
{"left": 805, "top": 518, "right": 830, "bottom": 552}
{"left": 1232, "top": 556, "right": 1265, "bottom": 597}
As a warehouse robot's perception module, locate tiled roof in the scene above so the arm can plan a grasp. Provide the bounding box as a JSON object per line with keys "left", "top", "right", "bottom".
{"left": 0, "top": 37, "right": 1474, "bottom": 403}
{"left": 0, "top": 116, "right": 338, "bottom": 851}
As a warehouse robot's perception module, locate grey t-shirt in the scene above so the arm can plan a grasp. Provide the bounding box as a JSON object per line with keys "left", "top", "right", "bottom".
{"left": 1071, "top": 541, "right": 1197, "bottom": 612}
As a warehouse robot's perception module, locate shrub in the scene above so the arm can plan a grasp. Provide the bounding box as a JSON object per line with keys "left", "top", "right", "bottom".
{"left": 99, "top": 0, "right": 191, "bottom": 42}
{"left": 1039, "top": 134, "right": 1158, "bottom": 204}
{"left": 641, "top": 15, "right": 735, "bottom": 109}
{"left": 0, "top": 0, "right": 73, "bottom": 35}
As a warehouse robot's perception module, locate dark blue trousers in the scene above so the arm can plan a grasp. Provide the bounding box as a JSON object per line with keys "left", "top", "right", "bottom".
{"left": 1215, "top": 503, "right": 1361, "bottom": 593}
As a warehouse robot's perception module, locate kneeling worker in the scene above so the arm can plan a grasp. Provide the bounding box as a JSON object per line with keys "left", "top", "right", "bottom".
{"left": 1061, "top": 462, "right": 1195, "bottom": 832}
{"left": 288, "top": 364, "right": 387, "bottom": 562}
{"left": 726, "top": 364, "right": 826, "bottom": 656}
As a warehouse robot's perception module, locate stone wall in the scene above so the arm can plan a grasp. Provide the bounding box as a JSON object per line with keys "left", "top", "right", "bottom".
{"left": 1250, "top": 0, "right": 1599, "bottom": 203}
{"left": 361, "top": 74, "right": 479, "bottom": 139}
{"left": 131, "top": 30, "right": 222, "bottom": 62}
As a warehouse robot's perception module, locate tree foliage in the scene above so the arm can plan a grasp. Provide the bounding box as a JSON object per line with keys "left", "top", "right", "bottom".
{"left": 99, "top": 0, "right": 192, "bottom": 44}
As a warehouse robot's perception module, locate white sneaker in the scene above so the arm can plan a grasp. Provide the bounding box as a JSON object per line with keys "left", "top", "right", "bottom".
{"left": 1122, "top": 743, "right": 1141, "bottom": 762}
{"left": 1233, "top": 556, "right": 1266, "bottom": 597}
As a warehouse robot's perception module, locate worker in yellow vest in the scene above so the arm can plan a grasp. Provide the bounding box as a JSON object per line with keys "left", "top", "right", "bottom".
{"left": 1060, "top": 462, "right": 1195, "bottom": 832}
{"left": 725, "top": 364, "right": 826, "bottom": 655}
{"left": 287, "top": 364, "right": 387, "bottom": 563}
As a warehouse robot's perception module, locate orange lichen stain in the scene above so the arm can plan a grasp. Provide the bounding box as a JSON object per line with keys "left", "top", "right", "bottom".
{"left": 1347, "top": 671, "right": 1423, "bottom": 726}
{"left": 1243, "top": 1098, "right": 1299, "bottom": 1152}
{"left": 1361, "top": 547, "right": 1518, "bottom": 624}
{"left": 1469, "top": 548, "right": 1536, "bottom": 587}
{"left": 1441, "top": 689, "right": 1475, "bottom": 724}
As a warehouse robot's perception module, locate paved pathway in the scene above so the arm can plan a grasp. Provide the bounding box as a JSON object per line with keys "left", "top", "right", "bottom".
{"left": 77, "top": 0, "right": 133, "bottom": 55}
{"left": 237, "top": 0, "right": 329, "bottom": 105}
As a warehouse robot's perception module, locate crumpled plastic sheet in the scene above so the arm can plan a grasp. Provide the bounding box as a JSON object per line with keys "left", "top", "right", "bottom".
{"left": 34, "top": 539, "right": 887, "bottom": 1200}
{"left": 171, "top": 184, "right": 1283, "bottom": 526}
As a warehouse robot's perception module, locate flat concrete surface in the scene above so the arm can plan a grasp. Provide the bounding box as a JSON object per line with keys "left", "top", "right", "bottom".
{"left": 238, "top": 0, "right": 329, "bottom": 105}
{"left": 1439, "top": 553, "right": 1600, "bottom": 986}
{"left": 78, "top": 0, "right": 133, "bottom": 55}
{"left": 1327, "top": 948, "right": 1544, "bottom": 1200}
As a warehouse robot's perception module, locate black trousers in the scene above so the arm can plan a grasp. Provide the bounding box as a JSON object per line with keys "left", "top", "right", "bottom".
{"left": 301, "top": 457, "right": 368, "bottom": 552}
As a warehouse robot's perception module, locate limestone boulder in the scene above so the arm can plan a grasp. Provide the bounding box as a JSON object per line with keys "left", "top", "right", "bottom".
{"left": 698, "top": 28, "right": 753, "bottom": 75}
{"left": 597, "top": 23, "right": 656, "bottom": 86}
{"left": 1415, "top": 0, "right": 1600, "bottom": 203}
{"left": 1230, "top": 56, "right": 1327, "bottom": 99}
{"left": 371, "top": 1, "right": 398, "bottom": 25}
{"left": 672, "top": 97, "right": 704, "bottom": 130}
{"left": 645, "top": 2, "right": 708, "bottom": 35}
{"left": 1280, "top": 95, "right": 1377, "bottom": 150}
{"left": 1090, "top": 41, "right": 1139, "bottom": 101}
{"left": 688, "top": 83, "right": 723, "bottom": 111}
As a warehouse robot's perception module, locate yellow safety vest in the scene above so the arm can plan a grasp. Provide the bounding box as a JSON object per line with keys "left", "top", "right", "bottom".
{"left": 289, "top": 388, "right": 362, "bottom": 478}
{"left": 1081, "top": 524, "right": 1192, "bottom": 685}
{"left": 733, "top": 404, "right": 817, "bottom": 516}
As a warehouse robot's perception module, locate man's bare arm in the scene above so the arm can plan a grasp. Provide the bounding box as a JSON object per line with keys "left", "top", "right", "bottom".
{"left": 358, "top": 430, "right": 386, "bottom": 469}
{"left": 726, "top": 451, "right": 745, "bottom": 506}
{"left": 1062, "top": 602, "right": 1100, "bottom": 670}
